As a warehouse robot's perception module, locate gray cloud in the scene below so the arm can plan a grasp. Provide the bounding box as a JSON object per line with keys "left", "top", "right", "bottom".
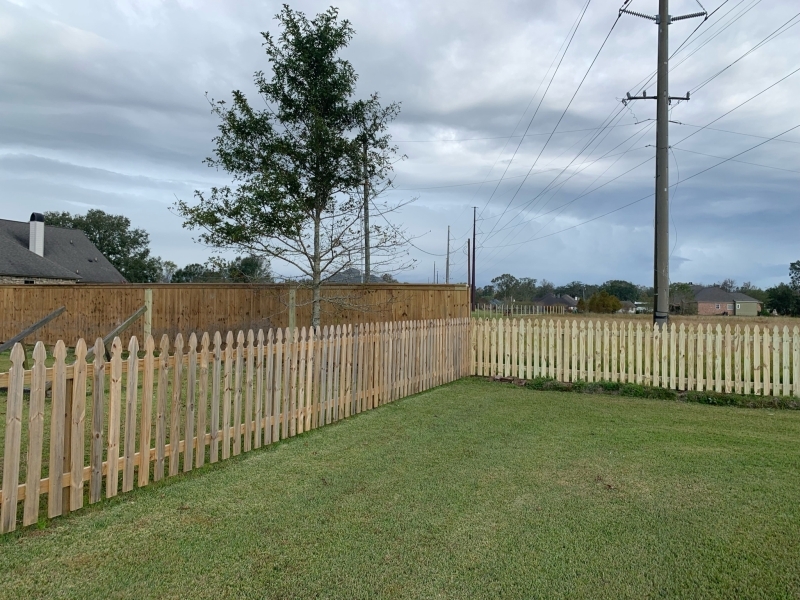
{"left": 1, "top": 0, "right": 798, "bottom": 288}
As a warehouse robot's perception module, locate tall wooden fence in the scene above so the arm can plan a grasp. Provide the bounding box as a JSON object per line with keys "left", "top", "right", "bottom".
{"left": 0, "top": 318, "right": 471, "bottom": 533}
{"left": 0, "top": 284, "right": 470, "bottom": 347}
{"left": 472, "top": 318, "right": 800, "bottom": 396}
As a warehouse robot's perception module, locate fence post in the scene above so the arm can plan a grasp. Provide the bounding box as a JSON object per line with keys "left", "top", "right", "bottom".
{"left": 144, "top": 288, "right": 153, "bottom": 339}
{"left": 288, "top": 287, "right": 296, "bottom": 333}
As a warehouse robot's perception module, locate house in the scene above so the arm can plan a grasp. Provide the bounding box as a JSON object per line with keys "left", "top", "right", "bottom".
{"left": 618, "top": 300, "right": 636, "bottom": 314}
{"left": 0, "top": 213, "right": 126, "bottom": 284}
{"left": 692, "top": 286, "right": 762, "bottom": 316}
{"left": 534, "top": 293, "right": 574, "bottom": 311}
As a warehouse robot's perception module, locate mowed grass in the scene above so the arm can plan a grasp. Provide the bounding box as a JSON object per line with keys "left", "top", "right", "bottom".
{"left": 1, "top": 379, "right": 800, "bottom": 599}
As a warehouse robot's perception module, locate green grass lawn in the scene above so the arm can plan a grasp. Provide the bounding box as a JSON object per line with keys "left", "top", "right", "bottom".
{"left": 1, "top": 379, "right": 799, "bottom": 599}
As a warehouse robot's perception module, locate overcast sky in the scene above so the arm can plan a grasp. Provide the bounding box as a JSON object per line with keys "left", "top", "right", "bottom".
{"left": 1, "top": 0, "right": 798, "bottom": 288}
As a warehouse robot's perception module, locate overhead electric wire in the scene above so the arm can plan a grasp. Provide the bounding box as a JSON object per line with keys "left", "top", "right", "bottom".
{"left": 480, "top": 5, "right": 623, "bottom": 241}
{"left": 391, "top": 122, "right": 642, "bottom": 143}
{"left": 476, "top": 0, "right": 594, "bottom": 220}
{"left": 521, "top": 122, "right": 800, "bottom": 243}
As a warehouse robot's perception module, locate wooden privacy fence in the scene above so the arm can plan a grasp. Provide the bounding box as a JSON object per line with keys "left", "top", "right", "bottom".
{"left": 0, "top": 318, "right": 471, "bottom": 533}
{"left": 0, "top": 284, "right": 470, "bottom": 347}
{"left": 472, "top": 318, "right": 800, "bottom": 396}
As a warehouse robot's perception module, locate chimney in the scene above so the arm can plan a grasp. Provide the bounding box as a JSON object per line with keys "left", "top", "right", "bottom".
{"left": 29, "top": 212, "right": 44, "bottom": 257}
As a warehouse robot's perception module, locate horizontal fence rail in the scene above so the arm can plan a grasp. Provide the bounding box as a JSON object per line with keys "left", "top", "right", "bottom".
{"left": 472, "top": 318, "right": 800, "bottom": 397}
{"left": 0, "top": 318, "right": 470, "bottom": 533}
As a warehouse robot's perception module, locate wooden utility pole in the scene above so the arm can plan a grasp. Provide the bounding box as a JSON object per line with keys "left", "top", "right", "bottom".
{"left": 620, "top": 0, "right": 704, "bottom": 325}
{"left": 471, "top": 207, "right": 477, "bottom": 310}
{"left": 362, "top": 137, "right": 370, "bottom": 284}
{"left": 445, "top": 226, "right": 450, "bottom": 284}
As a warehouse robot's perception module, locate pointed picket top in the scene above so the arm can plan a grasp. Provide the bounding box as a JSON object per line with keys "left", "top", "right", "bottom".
{"left": 145, "top": 333, "right": 155, "bottom": 356}
{"left": 275, "top": 327, "right": 283, "bottom": 343}
{"left": 773, "top": 325, "right": 780, "bottom": 337}
{"left": 111, "top": 336, "right": 123, "bottom": 358}
{"left": 794, "top": 326, "right": 799, "bottom": 336}
{"left": 267, "top": 328, "right": 274, "bottom": 343}
{"left": 226, "top": 331, "right": 235, "bottom": 352}
{"left": 127, "top": 335, "right": 138, "bottom": 357}
{"left": 743, "top": 324, "right": 749, "bottom": 336}
{"left": 186, "top": 331, "right": 197, "bottom": 355}
{"left": 257, "top": 329, "right": 264, "bottom": 345}
{"left": 336, "top": 324, "right": 342, "bottom": 338}
{"left": 716, "top": 324, "right": 723, "bottom": 336}
{"left": 33, "top": 340, "right": 46, "bottom": 366}
{"left": 322, "top": 325, "right": 329, "bottom": 339}
{"left": 725, "top": 324, "right": 731, "bottom": 336}
{"left": 247, "top": 329, "right": 254, "bottom": 346}
{"left": 74, "top": 337, "right": 88, "bottom": 363}
{"left": 173, "top": 332, "right": 184, "bottom": 356}
{"left": 299, "top": 326, "right": 307, "bottom": 342}
{"left": 754, "top": 324, "right": 760, "bottom": 336}
{"left": 159, "top": 333, "right": 170, "bottom": 357}
{"left": 292, "top": 326, "right": 299, "bottom": 343}
{"left": 10, "top": 341, "right": 25, "bottom": 368}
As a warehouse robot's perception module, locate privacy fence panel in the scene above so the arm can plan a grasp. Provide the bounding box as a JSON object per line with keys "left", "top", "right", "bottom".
{"left": 0, "top": 284, "right": 470, "bottom": 347}
{"left": 472, "top": 318, "right": 800, "bottom": 397}
{"left": 0, "top": 318, "right": 471, "bottom": 533}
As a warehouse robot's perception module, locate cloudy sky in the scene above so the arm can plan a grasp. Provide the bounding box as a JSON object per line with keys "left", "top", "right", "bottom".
{"left": 1, "top": 0, "right": 798, "bottom": 288}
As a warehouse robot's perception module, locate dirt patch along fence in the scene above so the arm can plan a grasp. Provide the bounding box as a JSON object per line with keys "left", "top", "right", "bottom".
{"left": 0, "top": 283, "right": 469, "bottom": 347}
{"left": 472, "top": 318, "right": 800, "bottom": 397}
{"left": 0, "top": 317, "right": 471, "bottom": 533}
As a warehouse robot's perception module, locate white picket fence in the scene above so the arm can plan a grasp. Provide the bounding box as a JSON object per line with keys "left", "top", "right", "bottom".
{"left": 471, "top": 318, "right": 800, "bottom": 396}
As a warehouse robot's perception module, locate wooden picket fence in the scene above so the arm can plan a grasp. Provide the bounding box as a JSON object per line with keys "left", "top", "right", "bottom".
{"left": 0, "top": 318, "right": 471, "bottom": 533}
{"left": 471, "top": 318, "right": 800, "bottom": 396}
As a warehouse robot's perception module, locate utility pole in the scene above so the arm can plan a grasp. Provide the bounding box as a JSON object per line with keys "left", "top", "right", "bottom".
{"left": 445, "top": 226, "right": 450, "bottom": 284}
{"left": 362, "top": 137, "right": 370, "bottom": 284}
{"left": 471, "top": 207, "right": 477, "bottom": 310}
{"left": 620, "top": 0, "right": 705, "bottom": 326}
{"left": 467, "top": 239, "right": 471, "bottom": 292}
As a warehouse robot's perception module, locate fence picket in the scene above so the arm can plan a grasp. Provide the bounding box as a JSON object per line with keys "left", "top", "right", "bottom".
{"left": 184, "top": 333, "right": 198, "bottom": 471}
{"left": 244, "top": 330, "right": 254, "bottom": 450}
{"left": 1, "top": 344, "right": 25, "bottom": 533}
{"left": 687, "top": 325, "right": 695, "bottom": 391}
{"left": 763, "top": 327, "right": 771, "bottom": 396}
{"left": 22, "top": 343, "right": 47, "bottom": 526}
{"left": 254, "top": 330, "right": 264, "bottom": 449}
{"left": 232, "top": 331, "right": 244, "bottom": 456}
{"left": 743, "top": 326, "right": 751, "bottom": 395}
{"left": 170, "top": 334, "right": 184, "bottom": 475}
{"left": 669, "top": 324, "right": 677, "bottom": 389}
{"left": 734, "top": 325, "right": 742, "bottom": 394}
{"left": 48, "top": 341, "right": 67, "bottom": 517}
{"left": 210, "top": 332, "right": 222, "bottom": 462}
{"left": 197, "top": 333, "right": 210, "bottom": 467}
{"left": 139, "top": 336, "right": 155, "bottom": 486}
{"left": 107, "top": 338, "right": 123, "bottom": 498}
{"left": 91, "top": 339, "right": 106, "bottom": 502}
{"left": 222, "top": 332, "right": 233, "bottom": 459}
{"left": 265, "top": 329, "right": 275, "bottom": 443}
{"left": 793, "top": 327, "right": 800, "bottom": 398}
{"left": 753, "top": 326, "right": 761, "bottom": 395}
{"left": 122, "top": 337, "right": 138, "bottom": 493}
{"left": 714, "top": 325, "right": 722, "bottom": 393}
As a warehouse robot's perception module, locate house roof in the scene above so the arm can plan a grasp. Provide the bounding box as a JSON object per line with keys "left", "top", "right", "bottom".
{"left": 694, "top": 286, "right": 760, "bottom": 304}
{"left": 0, "top": 218, "right": 126, "bottom": 283}
{"left": 561, "top": 295, "right": 579, "bottom": 307}
{"left": 536, "top": 293, "right": 571, "bottom": 307}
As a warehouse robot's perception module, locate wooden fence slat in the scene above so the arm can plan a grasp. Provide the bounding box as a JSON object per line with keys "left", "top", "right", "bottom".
{"left": 1, "top": 344, "right": 25, "bottom": 533}
{"left": 687, "top": 325, "right": 695, "bottom": 391}
{"left": 254, "top": 330, "right": 264, "bottom": 449}
{"left": 155, "top": 335, "right": 170, "bottom": 479}
{"left": 793, "top": 327, "right": 800, "bottom": 398}
{"left": 232, "top": 331, "right": 244, "bottom": 456}
{"left": 48, "top": 340, "right": 67, "bottom": 517}
{"left": 273, "top": 328, "right": 283, "bottom": 441}
{"left": 734, "top": 325, "right": 742, "bottom": 394}
{"left": 210, "top": 332, "right": 222, "bottom": 462}
{"left": 244, "top": 330, "right": 254, "bottom": 450}
{"left": 197, "top": 333, "right": 210, "bottom": 467}
{"left": 107, "top": 337, "right": 123, "bottom": 498}
{"left": 122, "top": 337, "right": 138, "bottom": 494}
{"left": 611, "top": 322, "right": 618, "bottom": 383}
{"left": 753, "top": 326, "right": 761, "bottom": 395}
{"left": 602, "top": 322, "right": 610, "bottom": 381}
{"left": 170, "top": 334, "right": 184, "bottom": 475}
{"left": 743, "top": 326, "right": 751, "bottom": 396}
{"left": 69, "top": 340, "right": 88, "bottom": 510}
{"left": 296, "top": 327, "right": 306, "bottom": 434}
{"left": 184, "top": 333, "right": 198, "bottom": 471}
{"left": 138, "top": 336, "right": 155, "bottom": 487}
{"left": 763, "top": 326, "right": 771, "bottom": 396}
{"left": 222, "top": 331, "right": 234, "bottom": 459}
{"left": 90, "top": 339, "right": 106, "bottom": 503}
{"left": 782, "top": 326, "right": 790, "bottom": 397}
{"left": 773, "top": 327, "right": 781, "bottom": 397}
{"left": 22, "top": 342, "right": 47, "bottom": 526}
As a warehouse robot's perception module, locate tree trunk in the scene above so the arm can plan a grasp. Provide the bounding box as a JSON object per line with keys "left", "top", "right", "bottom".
{"left": 311, "top": 208, "right": 322, "bottom": 328}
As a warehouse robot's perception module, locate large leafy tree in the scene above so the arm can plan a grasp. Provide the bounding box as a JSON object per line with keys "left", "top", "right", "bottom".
{"left": 766, "top": 283, "right": 799, "bottom": 316}
{"left": 599, "top": 280, "right": 641, "bottom": 302}
{"left": 44, "top": 209, "right": 164, "bottom": 282}
{"left": 175, "top": 6, "right": 406, "bottom": 326}
{"left": 790, "top": 261, "right": 800, "bottom": 291}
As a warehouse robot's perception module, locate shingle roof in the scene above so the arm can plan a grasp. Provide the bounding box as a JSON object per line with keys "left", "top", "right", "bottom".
{"left": 694, "top": 286, "right": 759, "bottom": 304}
{"left": 0, "top": 218, "right": 126, "bottom": 283}
{"left": 536, "top": 293, "right": 571, "bottom": 307}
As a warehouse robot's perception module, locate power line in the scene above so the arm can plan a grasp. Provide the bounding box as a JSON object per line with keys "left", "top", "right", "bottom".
{"left": 671, "top": 147, "right": 800, "bottom": 174}
{"left": 391, "top": 122, "right": 641, "bottom": 143}
{"left": 515, "top": 122, "right": 800, "bottom": 244}
{"left": 476, "top": 0, "right": 594, "bottom": 219}
{"left": 481, "top": 6, "right": 623, "bottom": 241}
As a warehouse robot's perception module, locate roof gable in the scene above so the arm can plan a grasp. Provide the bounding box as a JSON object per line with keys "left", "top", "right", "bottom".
{"left": 0, "top": 219, "right": 126, "bottom": 283}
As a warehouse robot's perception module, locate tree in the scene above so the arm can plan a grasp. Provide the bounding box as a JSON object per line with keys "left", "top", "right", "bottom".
{"left": 587, "top": 291, "right": 622, "bottom": 313}
{"left": 555, "top": 281, "right": 596, "bottom": 300}
{"left": 161, "top": 261, "right": 178, "bottom": 283}
{"left": 790, "top": 261, "right": 800, "bottom": 291}
{"left": 172, "top": 263, "right": 209, "bottom": 283}
{"left": 44, "top": 209, "right": 164, "bottom": 282}
{"left": 599, "top": 280, "right": 641, "bottom": 302}
{"left": 491, "top": 274, "right": 519, "bottom": 302}
{"left": 715, "top": 278, "right": 736, "bottom": 292}
{"left": 175, "top": 6, "right": 408, "bottom": 326}
{"left": 766, "top": 283, "right": 799, "bottom": 316}
{"left": 669, "top": 282, "right": 696, "bottom": 314}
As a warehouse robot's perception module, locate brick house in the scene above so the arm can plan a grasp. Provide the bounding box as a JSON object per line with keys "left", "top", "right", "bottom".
{"left": 0, "top": 213, "right": 126, "bottom": 284}
{"left": 693, "top": 286, "right": 762, "bottom": 317}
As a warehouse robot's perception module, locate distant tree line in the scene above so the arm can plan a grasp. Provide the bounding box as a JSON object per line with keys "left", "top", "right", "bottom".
{"left": 478, "top": 266, "right": 800, "bottom": 317}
